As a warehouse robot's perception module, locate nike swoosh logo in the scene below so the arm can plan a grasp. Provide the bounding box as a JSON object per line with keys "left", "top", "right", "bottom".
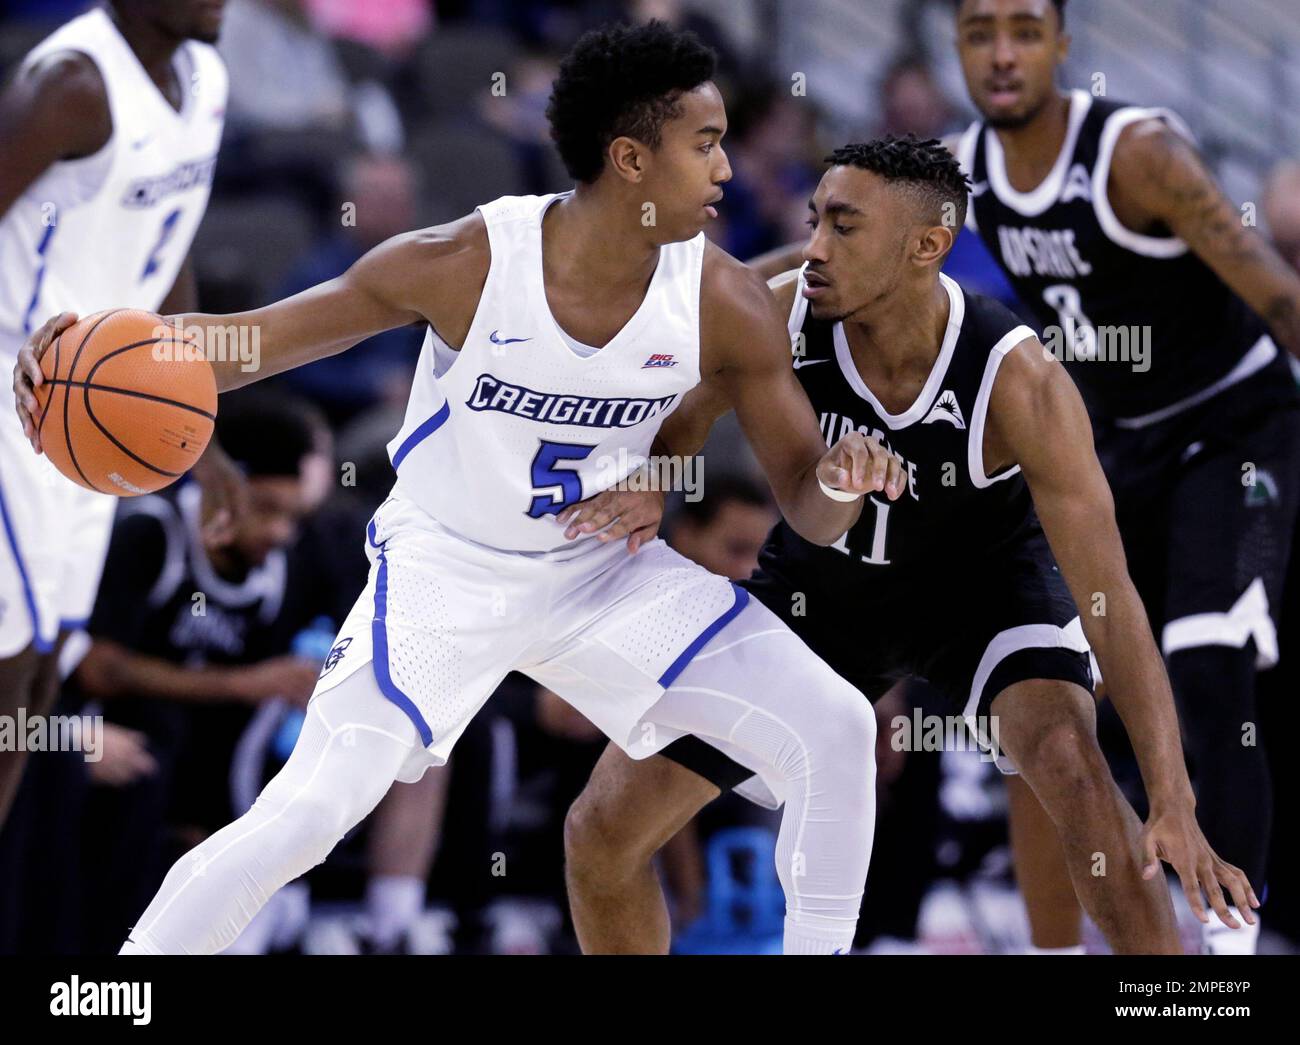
{"left": 792, "top": 358, "right": 830, "bottom": 369}
{"left": 489, "top": 329, "right": 531, "bottom": 345}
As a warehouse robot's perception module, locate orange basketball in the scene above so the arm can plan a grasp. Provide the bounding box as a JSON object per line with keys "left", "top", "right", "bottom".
{"left": 33, "top": 308, "right": 217, "bottom": 496}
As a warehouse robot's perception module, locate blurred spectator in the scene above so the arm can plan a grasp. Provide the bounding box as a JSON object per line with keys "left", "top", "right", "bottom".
{"left": 478, "top": 50, "right": 567, "bottom": 196}
{"left": 667, "top": 474, "right": 777, "bottom": 582}
{"left": 625, "top": 0, "right": 743, "bottom": 81}
{"left": 305, "top": 0, "right": 434, "bottom": 60}
{"left": 875, "top": 53, "right": 958, "bottom": 140}
{"left": 214, "top": 0, "right": 408, "bottom": 223}
{"left": 711, "top": 79, "right": 822, "bottom": 260}
{"left": 275, "top": 154, "right": 426, "bottom": 426}
{"left": 219, "top": 0, "right": 354, "bottom": 136}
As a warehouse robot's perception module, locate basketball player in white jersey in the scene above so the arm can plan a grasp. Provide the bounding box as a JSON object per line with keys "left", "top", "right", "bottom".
{"left": 0, "top": 0, "right": 231, "bottom": 826}
{"left": 17, "top": 20, "right": 900, "bottom": 956}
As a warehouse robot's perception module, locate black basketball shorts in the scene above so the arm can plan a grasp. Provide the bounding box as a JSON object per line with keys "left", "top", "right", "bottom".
{"left": 661, "top": 528, "right": 1095, "bottom": 792}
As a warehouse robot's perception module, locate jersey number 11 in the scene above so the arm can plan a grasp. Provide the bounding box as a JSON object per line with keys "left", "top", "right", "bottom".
{"left": 830, "top": 496, "right": 891, "bottom": 566}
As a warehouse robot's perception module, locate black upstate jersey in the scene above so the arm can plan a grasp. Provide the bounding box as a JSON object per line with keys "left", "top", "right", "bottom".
{"left": 958, "top": 89, "right": 1269, "bottom": 423}
{"left": 761, "top": 272, "right": 1039, "bottom": 598}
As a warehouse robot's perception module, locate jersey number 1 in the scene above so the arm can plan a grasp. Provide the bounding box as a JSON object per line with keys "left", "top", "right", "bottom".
{"left": 140, "top": 207, "right": 182, "bottom": 282}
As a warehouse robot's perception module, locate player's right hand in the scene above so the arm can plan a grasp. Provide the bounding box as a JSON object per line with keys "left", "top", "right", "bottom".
{"left": 557, "top": 483, "right": 665, "bottom": 554}
{"left": 817, "top": 431, "right": 907, "bottom": 500}
{"left": 12, "top": 311, "right": 79, "bottom": 454}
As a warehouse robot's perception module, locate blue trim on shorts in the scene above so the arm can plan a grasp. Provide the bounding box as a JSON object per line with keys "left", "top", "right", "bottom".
{"left": 367, "top": 519, "right": 434, "bottom": 747}
{"left": 391, "top": 400, "right": 450, "bottom": 470}
{"left": 0, "top": 471, "right": 52, "bottom": 654}
{"left": 657, "top": 582, "right": 751, "bottom": 689}
{"left": 59, "top": 617, "right": 90, "bottom": 632}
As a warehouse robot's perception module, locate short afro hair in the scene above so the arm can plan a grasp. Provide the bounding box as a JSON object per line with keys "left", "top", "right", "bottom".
{"left": 547, "top": 20, "right": 716, "bottom": 184}
{"left": 826, "top": 136, "right": 971, "bottom": 230}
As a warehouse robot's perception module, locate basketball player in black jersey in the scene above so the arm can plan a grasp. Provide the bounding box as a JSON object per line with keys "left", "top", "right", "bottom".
{"left": 744, "top": 0, "right": 1300, "bottom": 955}
{"left": 942, "top": 0, "right": 1300, "bottom": 954}
{"left": 558, "top": 137, "right": 1253, "bottom": 954}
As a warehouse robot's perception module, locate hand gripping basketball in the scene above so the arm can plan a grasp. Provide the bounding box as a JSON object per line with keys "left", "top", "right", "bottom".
{"left": 13, "top": 309, "right": 217, "bottom": 496}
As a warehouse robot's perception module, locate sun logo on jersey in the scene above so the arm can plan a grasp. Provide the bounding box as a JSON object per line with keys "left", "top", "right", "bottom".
{"left": 922, "top": 390, "right": 966, "bottom": 430}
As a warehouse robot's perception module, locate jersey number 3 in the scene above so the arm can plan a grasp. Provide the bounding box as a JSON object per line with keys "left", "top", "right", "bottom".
{"left": 527, "top": 439, "right": 596, "bottom": 518}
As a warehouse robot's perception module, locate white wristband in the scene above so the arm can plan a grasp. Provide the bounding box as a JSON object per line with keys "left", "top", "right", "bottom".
{"left": 818, "top": 477, "right": 863, "bottom": 503}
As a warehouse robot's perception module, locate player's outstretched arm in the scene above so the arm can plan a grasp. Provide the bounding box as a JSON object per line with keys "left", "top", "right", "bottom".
{"left": 1113, "top": 119, "right": 1300, "bottom": 358}
{"left": 988, "top": 337, "right": 1259, "bottom": 928}
{"left": 173, "top": 215, "right": 488, "bottom": 391}
{"left": 702, "top": 251, "right": 904, "bottom": 545}
{"left": 13, "top": 216, "right": 490, "bottom": 443}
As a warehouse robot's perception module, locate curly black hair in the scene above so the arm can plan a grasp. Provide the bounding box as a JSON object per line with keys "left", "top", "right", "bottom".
{"left": 826, "top": 136, "right": 971, "bottom": 229}
{"left": 547, "top": 20, "right": 717, "bottom": 184}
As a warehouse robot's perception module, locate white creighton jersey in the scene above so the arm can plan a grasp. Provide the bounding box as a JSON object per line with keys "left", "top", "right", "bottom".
{"left": 388, "top": 193, "right": 705, "bottom": 553}
{"left": 0, "top": 7, "right": 226, "bottom": 359}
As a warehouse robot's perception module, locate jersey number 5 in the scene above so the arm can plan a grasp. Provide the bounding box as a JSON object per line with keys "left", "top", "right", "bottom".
{"left": 527, "top": 439, "right": 596, "bottom": 518}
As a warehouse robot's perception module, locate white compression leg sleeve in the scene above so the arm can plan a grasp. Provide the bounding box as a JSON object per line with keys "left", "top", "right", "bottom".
{"left": 120, "top": 670, "right": 419, "bottom": 955}
{"left": 645, "top": 599, "right": 877, "bottom": 955}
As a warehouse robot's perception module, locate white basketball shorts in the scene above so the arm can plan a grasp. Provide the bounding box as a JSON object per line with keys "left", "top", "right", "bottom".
{"left": 312, "top": 489, "right": 755, "bottom": 782}
{"left": 0, "top": 397, "right": 116, "bottom": 658}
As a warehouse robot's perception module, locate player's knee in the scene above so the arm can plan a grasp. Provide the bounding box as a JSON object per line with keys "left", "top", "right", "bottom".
{"left": 1016, "top": 715, "right": 1108, "bottom": 803}
{"left": 816, "top": 678, "right": 876, "bottom": 775}
{"left": 255, "top": 789, "right": 351, "bottom": 871}
{"left": 563, "top": 791, "right": 651, "bottom": 882}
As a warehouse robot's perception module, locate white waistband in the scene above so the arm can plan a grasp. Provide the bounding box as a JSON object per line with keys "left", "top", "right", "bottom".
{"left": 1113, "top": 334, "right": 1277, "bottom": 430}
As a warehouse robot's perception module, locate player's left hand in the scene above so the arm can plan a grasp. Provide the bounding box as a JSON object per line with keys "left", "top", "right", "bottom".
{"left": 817, "top": 431, "right": 907, "bottom": 500}
{"left": 12, "top": 310, "right": 79, "bottom": 454}
{"left": 192, "top": 440, "right": 251, "bottom": 550}
{"left": 557, "top": 483, "right": 665, "bottom": 553}
{"left": 1141, "top": 803, "right": 1259, "bottom": 929}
